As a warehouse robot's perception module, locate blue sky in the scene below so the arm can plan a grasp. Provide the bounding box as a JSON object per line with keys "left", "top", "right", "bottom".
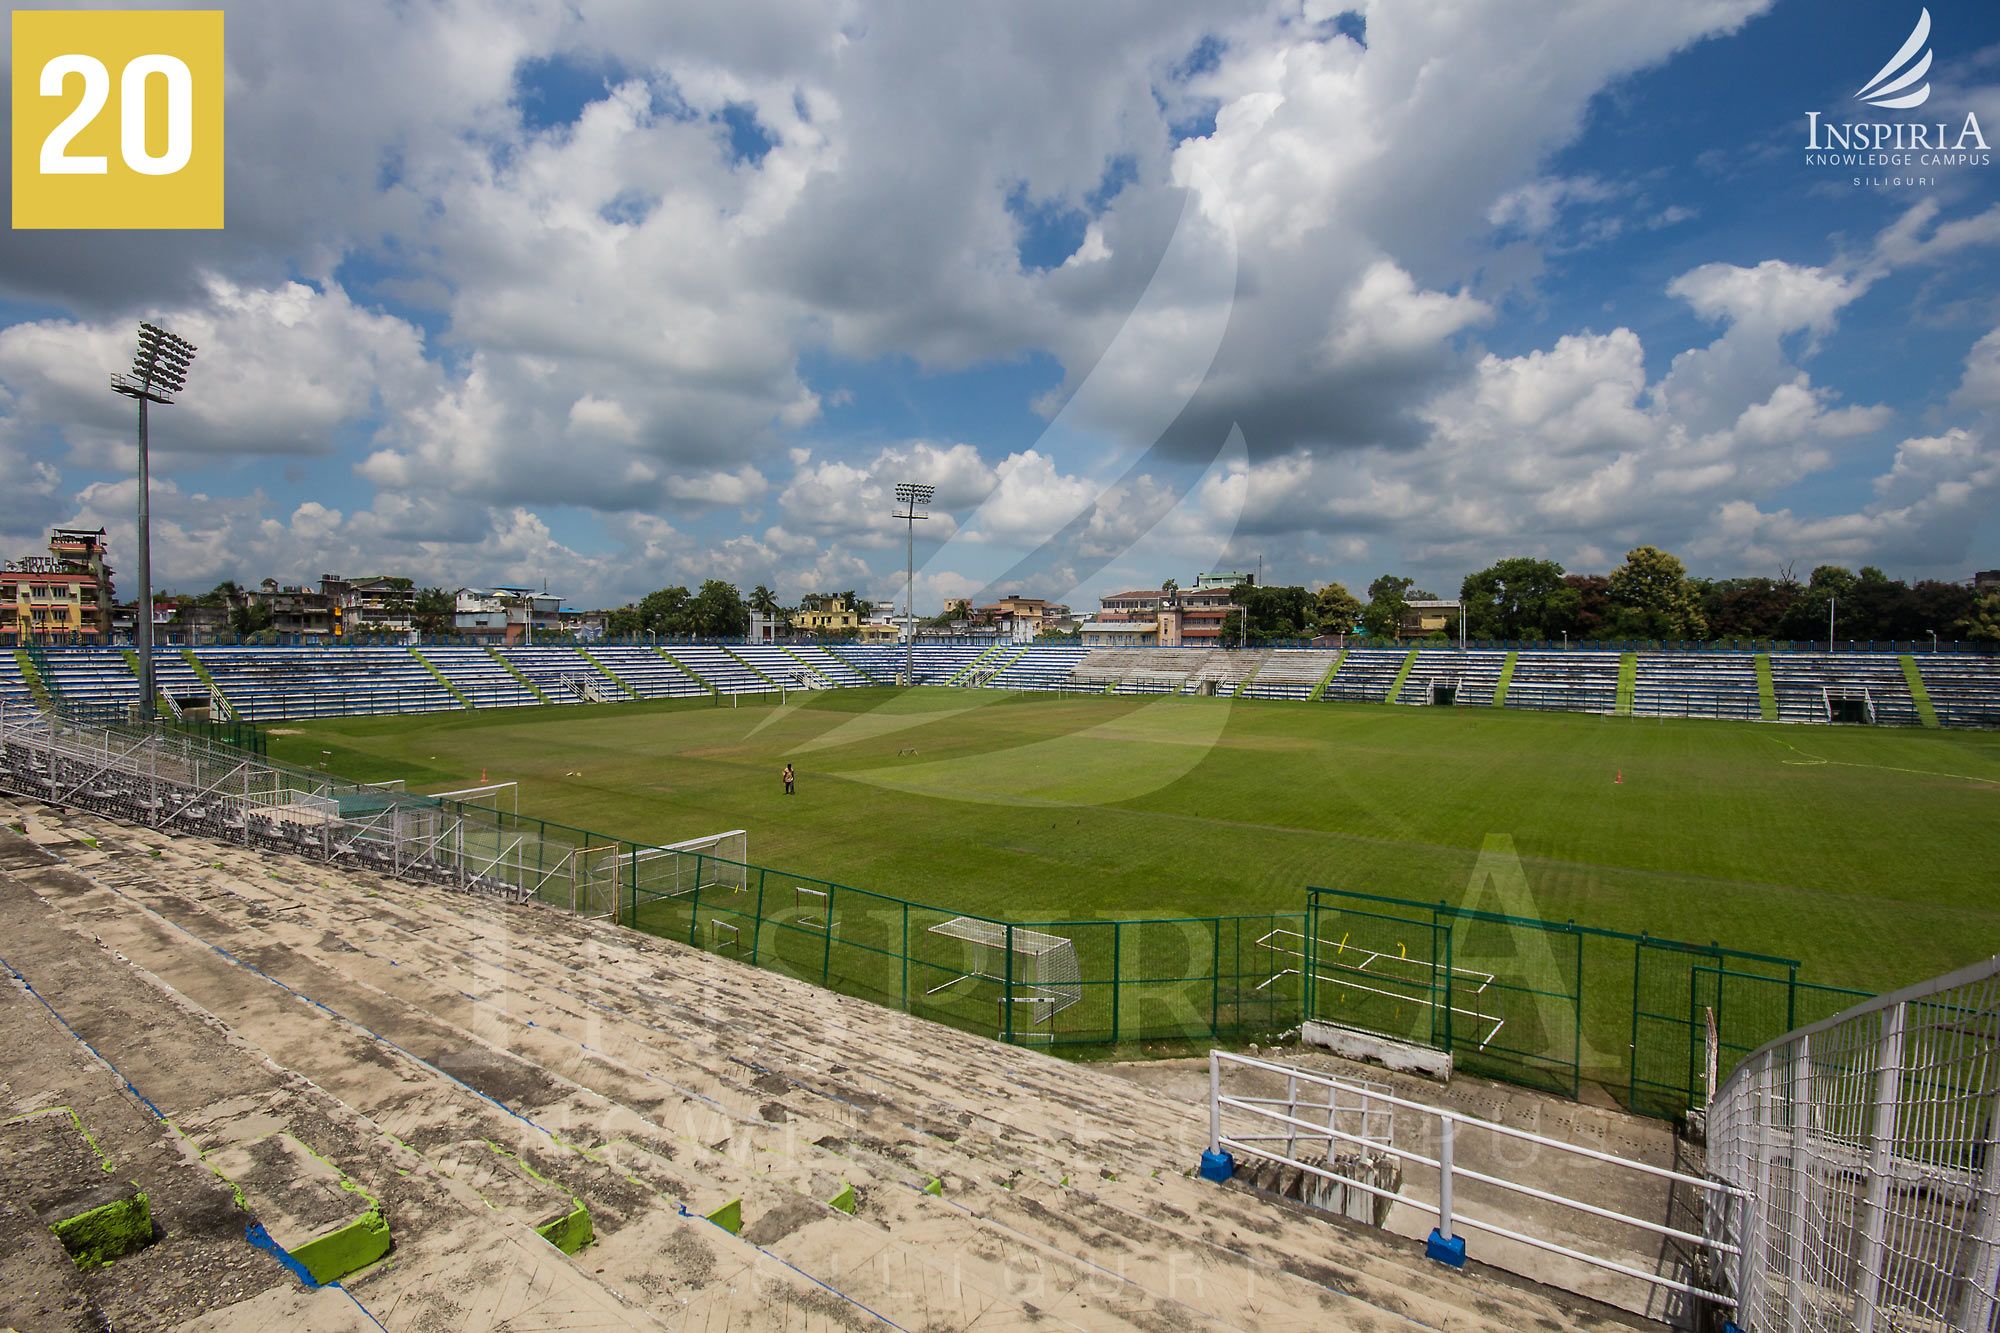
{"left": 0, "top": 0, "right": 1995, "bottom": 611}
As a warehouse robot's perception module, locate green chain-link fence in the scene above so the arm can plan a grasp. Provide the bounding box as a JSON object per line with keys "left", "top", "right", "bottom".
{"left": 1305, "top": 887, "right": 1870, "bottom": 1116}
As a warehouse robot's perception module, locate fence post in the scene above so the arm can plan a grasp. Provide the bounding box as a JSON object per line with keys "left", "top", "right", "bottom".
{"left": 820, "top": 886, "right": 835, "bottom": 985}
{"left": 1197, "top": 1051, "right": 1234, "bottom": 1181}
{"left": 1956, "top": 1082, "right": 2000, "bottom": 1331}
{"left": 1855, "top": 1002, "right": 1906, "bottom": 1333}
{"left": 748, "top": 868, "right": 766, "bottom": 965}
{"left": 1003, "top": 924, "right": 1015, "bottom": 1044}
{"left": 900, "top": 901, "right": 909, "bottom": 1012}
{"left": 1111, "top": 921, "right": 1121, "bottom": 1045}
{"left": 1427, "top": 1115, "right": 1465, "bottom": 1266}
{"left": 1210, "top": 920, "right": 1221, "bottom": 1039}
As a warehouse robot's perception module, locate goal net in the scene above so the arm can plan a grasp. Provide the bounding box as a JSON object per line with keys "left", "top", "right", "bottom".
{"left": 632, "top": 829, "right": 750, "bottom": 900}
{"left": 925, "top": 916, "right": 1083, "bottom": 1038}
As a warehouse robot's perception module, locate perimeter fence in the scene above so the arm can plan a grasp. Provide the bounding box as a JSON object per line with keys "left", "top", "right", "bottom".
{"left": 1304, "top": 887, "right": 1870, "bottom": 1117}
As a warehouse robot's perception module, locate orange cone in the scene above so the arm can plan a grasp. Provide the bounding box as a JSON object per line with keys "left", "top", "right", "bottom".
{"left": 1614, "top": 769, "right": 1623, "bottom": 785}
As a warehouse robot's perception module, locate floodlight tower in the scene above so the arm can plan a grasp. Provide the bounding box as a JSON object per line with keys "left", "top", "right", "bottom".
{"left": 111, "top": 322, "right": 198, "bottom": 721}
{"left": 893, "top": 482, "right": 934, "bottom": 686}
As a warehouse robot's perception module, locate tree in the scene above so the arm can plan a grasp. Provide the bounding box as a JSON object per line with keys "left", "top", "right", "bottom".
{"left": 1311, "top": 582, "right": 1363, "bottom": 636}
{"left": 1161, "top": 578, "right": 1179, "bottom": 605}
{"left": 638, "top": 585, "right": 692, "bottom": 636}
{"left": 1561, "top": 574, "right": 1611, "bottom": 639}
{"left": 688, "top": 580, "right": 748, "bottom": 638}
{"left": 1362, "top": 575, "right": 1431, "bottom": 639}
{"left": 413, "top": 586, "right": 454, "bottom": 636}
{"left": 606, "top": 604, "right": 643, "bottom": 638}
{"left": 748, "top": 584, "right": 780, "bottom": 616}
{"left": 1953, "top": 589, "right": 2000, "bottom": 643}
{"left": 1459, "top": 558, "right": 1578, "bottom": 641}
{"left": 1606, "top": 546, "right": 1706, "bottom": 639}
{"left": 1700, "top": 577, "right": 1797, "bottom": 640}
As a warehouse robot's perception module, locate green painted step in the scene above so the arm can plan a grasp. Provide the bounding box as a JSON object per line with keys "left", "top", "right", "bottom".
{"left": 653, "top": 646, "right": 717, "bottom": 695}
{"left": 778, "top": 645, "right": 833, "bottom": 686}
{"left": 946, "top": 642, "right": 1007, "bottom": 686}
{"left": 1754, "top": 654, "right": 1777, "bottom": 721}
{"left": 576, "top": 646, "right": 638, "bottom": 698}
{"left": 982, "top": 645, "right": 1029, "bottom": 686}
{"left": 410, "top": 646, "right": 474, "bottom": 707}
{"left": 0, "top": 1105, "right": 154, "bottom": 1270}
{"left": 180, "top": 648, "right": 235, "bottom": 718}
{"left": 1232, "top": 654, "right": 1268, "bottom": 698}
{"left": 1493, "top": 651, "right": 1518, "bottom": 706}
{"left": 1307, "top": 649, "right": 1348, "bottom": 701}
{"left": 208, "top": 1132, "right": 391, "bottom": 1285}
{"left": 1383, "top": 649, "right": 1419, "bottom": 704}
{"left": 118, "top": 647, "right": 173, "bottom": 715}
{"left": 1615, "top": 653, "right": 1637, "bottom": 716}
{"left": 822, "top": 643, "right": 885, "bottom": 683}
{"left": 485, "top": 646, "right": 554, "bottom": 704}
{"left": 1900, "top": 654, "right": 1939, "bottom": 728}
{"left": 15, "top": 649, "right": 53, "bottom": 708}
{"left": 720, "top": 645, "right": 777, "bottom": 688}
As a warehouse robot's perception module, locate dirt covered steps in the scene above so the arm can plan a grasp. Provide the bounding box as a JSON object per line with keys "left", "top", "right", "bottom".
{"left": 6, "top": 817, "right": 1195, "bottom": 1331}
{"left": 0, "top": 817, "right": 861, "bottom": 1331}
{"left": 9, "top": 802, "right": 1652, "bottom": 1333}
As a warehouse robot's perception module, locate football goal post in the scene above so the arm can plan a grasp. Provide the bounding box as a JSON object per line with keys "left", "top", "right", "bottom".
{"left": 630, "top": 829, "right": 749, "bottom": 900}
{"left": 925, "top": 916, "right": 1083, "bottom": 1041}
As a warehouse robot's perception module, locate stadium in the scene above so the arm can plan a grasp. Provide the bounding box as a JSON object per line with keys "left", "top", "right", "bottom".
{"left": 2, "top": 634, "right": 1997, "bottom": 1329}
{"left": 7, "top": 3, "right": 2000, "bottom": 1332}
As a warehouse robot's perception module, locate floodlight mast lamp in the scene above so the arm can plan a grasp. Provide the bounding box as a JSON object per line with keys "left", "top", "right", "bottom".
{"left": 110, "top": 322, "right": 198, "bottom": 722}
{"left": 892, "top": 482, "right": 934, "bottom": 686}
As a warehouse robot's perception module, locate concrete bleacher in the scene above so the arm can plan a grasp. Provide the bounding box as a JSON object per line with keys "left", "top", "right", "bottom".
{"left": 728, "top": 644, "right": 828, "bottom": 687}
{"left": 1632, "top": 653, "right": 1761, "bottom": 721}
{"left": 499, "top": 646, "right": 626, "bottom": 702}
{"left": 665, "top": 643, "right": 775, "bottom": 694}
{"left": 1504, "top": 650, "right": 1621, "bottom": 714}
{"left": 986, "top": 643, "right": 1084, "bottom": 689}
{"left": 1393, "top": 649, "right": 1487, "bottom": 706}
{"left": 1239, "top": 648, "right": 1337, "bottom": 700}
{"left": 35, "top": 647, "right": 142, "bottom": 714}
{"left": 786, "top": 644, "right": 871, "bottom": 687}
{"left": 1319, "top": 648, "right": 1408, "bottom": 703}
{"left": 0, "top": 795, "right": 1650, "bottom": 1331}
{"left": 833, "top": 643, "right": 989, "bottom": 684}
{"left": 0, "top": 653, "right": 32, "bottom": 709}
{"left": 193, "top": 646, "right": 458, "bottom": 721}
{"left": 1768, "top": 653, "right": 1920, "bottom": 726}
{"left": 584, "top": 645, "right": 710, "bottom": 699}
{"left": 1919, "top": 655, "right": 2000, "bottom": 728}
{"left": 419, "top": 645, "right": 544, "bottom": 707}
{"left": 1454, "top": 652, "right": 1505, "bottom": 706}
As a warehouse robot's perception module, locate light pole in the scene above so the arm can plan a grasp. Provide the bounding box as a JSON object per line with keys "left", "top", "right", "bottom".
{"left": 111, "top": 322, "right": 197, "bottom": 721}
{"left": 893, "top": 482, "right": 934, "bottom": 687}
{"left": 1828, "top": 595, "right": 1836, "bottom": 652}
{"left": 1930, "top": 629, "right": 1938, "bottom": 653}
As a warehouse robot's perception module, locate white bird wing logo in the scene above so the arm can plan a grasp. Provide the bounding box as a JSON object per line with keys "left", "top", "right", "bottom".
{"left": 1856, "top": 8, "right": 1933, "bottom": 109}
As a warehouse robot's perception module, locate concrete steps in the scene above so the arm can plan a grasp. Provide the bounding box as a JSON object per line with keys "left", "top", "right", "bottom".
{"left": 0, "top": 795, "right": 1655, "bottom": 1331}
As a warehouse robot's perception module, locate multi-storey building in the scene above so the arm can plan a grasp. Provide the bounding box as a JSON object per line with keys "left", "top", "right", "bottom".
{"left": 0, "top": 528, "right": 115, "bottom": 644}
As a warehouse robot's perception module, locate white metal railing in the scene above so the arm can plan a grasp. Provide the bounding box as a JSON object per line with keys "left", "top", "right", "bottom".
{"left": 1204, "top": 1050, "right": 1742, "bottom": 1308}
{"left": 1705, "top": 955, "right": 2000, "bottom": 1333}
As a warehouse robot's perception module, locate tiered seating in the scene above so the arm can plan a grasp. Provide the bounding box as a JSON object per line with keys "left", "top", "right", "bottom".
{"left": 498, "top": 647, "right": 623, "bottom": 701}
{"left": 1768, "top": 653, "right": 1919, "bottom": 725}
{"left": 1504, "top": 651, "right": 1620, "bottom": 714}
{"left": 194, "top": 646, "right": 458, "bottom": 720}
{"left": 583, "top": 646, "right": 708, "bottom": 699}
{"left": 785, "top": 644, "right": 870, "bottom": 687}
{"left": 148, "top": 650, "right": 213, "bottom": 710}
{"left": 0, "top": 797, "right": 1649, "bottom": 1331}
{"left": 1920, "top": 656, "right": 2000, "bottom": 728}
{"left": 987, "top": 645, "right": 1086, "bottom": 690}
{"left": 1183, "top": 648, "right": 1266, "bottom": 695}
{"left": 1240, "top": 649, "right": 1337, "bottom": 700}
{"left": 1455, "top": 652, "right": 1505, "bottom": 706}
{"left": 834, "top": 644, "right": 988, "bottom": 683}
{"left": 36, "top": 647, "right": 141, "bottom": 714}
{"left": 419, "top": 646, "right": 542, "bottom": 708}
{"left": 729, "top": 644, "right": 827, "bottom": 687}
{"left": 0, "top": 652, "right": 37, "bottom": 710}
{"left": 665, "top": 644, "right": 774, "bottom": 694}
{"left": 1632, "top": 654, "right": 1761, "bottom": 721}
{"left": 1392, "top": 649, "right": 1484, "bottom": 706}
{"left": 1319, "top": 648, "right": 1407, "bottom": 703}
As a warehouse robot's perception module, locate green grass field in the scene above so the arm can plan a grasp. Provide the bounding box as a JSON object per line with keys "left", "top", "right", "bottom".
{"left": 270, "top": 686, "right": 2000, "bottom": 1001}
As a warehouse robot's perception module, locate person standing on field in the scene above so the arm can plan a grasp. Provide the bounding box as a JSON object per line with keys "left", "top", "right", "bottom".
{"left": 782, "top": 762, "right": 795, "bottom": 795}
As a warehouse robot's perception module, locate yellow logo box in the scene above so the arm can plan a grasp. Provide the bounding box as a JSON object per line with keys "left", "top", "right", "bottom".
{"left": 12, "top": 9, "right": 224, "bottom": 230}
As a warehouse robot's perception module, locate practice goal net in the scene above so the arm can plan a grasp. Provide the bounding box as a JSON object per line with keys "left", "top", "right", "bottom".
{"left": 632, "top": 829, "right": 750, "bottom": 899}
{"left": 925, "top": 916, "right": 1083, "bottom": 1040}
